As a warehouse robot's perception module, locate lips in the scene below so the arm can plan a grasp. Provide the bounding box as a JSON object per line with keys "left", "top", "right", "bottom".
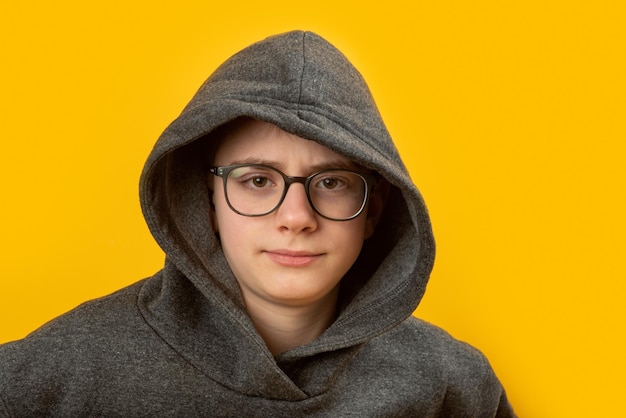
{"left": 264, "top": 250, "right": 323, "bottom": 267}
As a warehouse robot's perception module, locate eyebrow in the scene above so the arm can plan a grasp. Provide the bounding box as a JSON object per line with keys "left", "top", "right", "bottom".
{"left": 223, "top": 157, "right": 364, "bottom": 174}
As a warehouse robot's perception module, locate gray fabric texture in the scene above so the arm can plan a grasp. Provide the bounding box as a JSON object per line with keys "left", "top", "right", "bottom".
{"left": 0, "top": 30, "right": 515, "bottom": 417}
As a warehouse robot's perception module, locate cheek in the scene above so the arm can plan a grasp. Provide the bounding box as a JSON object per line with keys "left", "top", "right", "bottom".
{"left": 213, "top": 193, "right": 260, "bottom": 255}
{"left": 214, "top": 207, "right": 252, "bottom": 275}
{"left": 329, "top": 219, "right": 368, "bottom": 262}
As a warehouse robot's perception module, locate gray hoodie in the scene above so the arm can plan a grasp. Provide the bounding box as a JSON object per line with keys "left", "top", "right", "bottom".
{"left": 0, "top": 30, "right": 515, "bottom": 417}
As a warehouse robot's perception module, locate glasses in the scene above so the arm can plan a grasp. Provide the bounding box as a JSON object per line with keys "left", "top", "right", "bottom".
{"left": 209, "top": 164, "right": 377, "bottom": 221}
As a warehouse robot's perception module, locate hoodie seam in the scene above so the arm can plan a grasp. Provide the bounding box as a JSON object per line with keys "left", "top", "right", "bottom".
{"left": 215, "top": 93, "right": 390, "bottom": 164}
{"left": 334, "top": 264, "right": 418, "bottom": 331}
{"left": 296, "top": 31, "right": 307, "bottom": 117}
{"left": 135, "top": 279, "right": 264, "bottom": 379}
{"left": 285, "top": 275, "right": 418, "bottom": 359}
{"left": 135, "top": 273, "right": 305, "bottom": 397}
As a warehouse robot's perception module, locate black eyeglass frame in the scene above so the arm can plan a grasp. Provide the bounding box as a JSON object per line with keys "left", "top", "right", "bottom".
{"left": 208, "top": 164, "right": 378, "bottom": 221}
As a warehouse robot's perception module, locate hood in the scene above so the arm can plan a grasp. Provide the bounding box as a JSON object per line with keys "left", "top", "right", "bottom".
{"left": 138, "top": 30, "right": 435, "bottom": 394}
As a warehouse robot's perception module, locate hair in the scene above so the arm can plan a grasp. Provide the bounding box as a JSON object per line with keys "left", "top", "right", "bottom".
{"left": 202, "top": 117, "right": 255, "bottom": 168}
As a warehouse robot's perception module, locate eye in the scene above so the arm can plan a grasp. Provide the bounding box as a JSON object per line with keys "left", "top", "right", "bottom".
{"left": 228, "top": 165, "right": 282, "bottom": 194}
{"left": 251, "top": 176, "right": 269, "bottom": 187}
{"left": 315, "top": 175, "right": 348, "bottom": 191}
{"left": 320, "top": 177, "right": 341, "bottom": 189}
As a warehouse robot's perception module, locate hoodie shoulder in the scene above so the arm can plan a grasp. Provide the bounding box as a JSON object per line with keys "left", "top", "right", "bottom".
{"left": 358, "top": 316, "right": 516, "bottom": 417}
{"left": 0, "top": 278, "right": 199, "bottom": 417}
{"left": 0, "top": 282, "right": 145, "bottom": 405}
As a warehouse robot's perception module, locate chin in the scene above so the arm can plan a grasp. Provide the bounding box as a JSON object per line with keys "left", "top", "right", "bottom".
{"left": 264, "top": 284, "right": 337, "bottom": 307}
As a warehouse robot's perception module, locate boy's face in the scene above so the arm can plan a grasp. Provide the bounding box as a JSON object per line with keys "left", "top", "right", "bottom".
{"left": 210, "top": 119, "right": 380, "bottom": 310}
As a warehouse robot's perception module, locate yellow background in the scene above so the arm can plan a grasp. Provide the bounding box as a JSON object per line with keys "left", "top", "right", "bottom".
{"left": 1, "top": 1, "right": 624, "bottom": 416}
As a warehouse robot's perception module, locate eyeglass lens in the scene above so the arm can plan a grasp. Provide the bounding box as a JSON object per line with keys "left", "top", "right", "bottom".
{"left": 224, "top": 165, "right": 367, "bottom": 220}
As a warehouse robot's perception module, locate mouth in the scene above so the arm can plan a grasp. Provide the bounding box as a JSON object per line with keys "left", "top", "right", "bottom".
{"left": 264, "top": 250, "right": 324, "bottom": 267}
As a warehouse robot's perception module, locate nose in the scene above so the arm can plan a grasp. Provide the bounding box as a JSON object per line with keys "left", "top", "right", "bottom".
{"left": 274, "top": 182, "right": 318, "bottom": 233}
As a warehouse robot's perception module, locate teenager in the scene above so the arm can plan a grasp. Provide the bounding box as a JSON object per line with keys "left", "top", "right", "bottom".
{"left": 0, "top": 30, "right": 515, "bottom": 417}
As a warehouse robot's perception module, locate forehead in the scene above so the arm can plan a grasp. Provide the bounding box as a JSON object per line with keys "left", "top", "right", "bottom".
{"left": 212, "top": 119, "right": 355, "bottom": 170}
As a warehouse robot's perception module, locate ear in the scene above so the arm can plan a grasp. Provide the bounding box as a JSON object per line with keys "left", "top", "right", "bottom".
{"left": 210, "top": 200, "right": 219, "bottom": 233}
{"left": 207, "top": 176, "right": 219, "bottom": 233}
{"left": 364, "top": 178, "right": 389, "bottom": 239}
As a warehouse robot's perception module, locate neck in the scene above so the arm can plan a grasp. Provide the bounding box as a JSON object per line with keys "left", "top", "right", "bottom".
{"left": 242, "top": 288, "right": 339, "bottom": 356}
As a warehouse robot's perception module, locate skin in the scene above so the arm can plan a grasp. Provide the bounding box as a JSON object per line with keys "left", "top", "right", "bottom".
{"left": 209, "top": 119, "right": 386, "bottom": 355}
